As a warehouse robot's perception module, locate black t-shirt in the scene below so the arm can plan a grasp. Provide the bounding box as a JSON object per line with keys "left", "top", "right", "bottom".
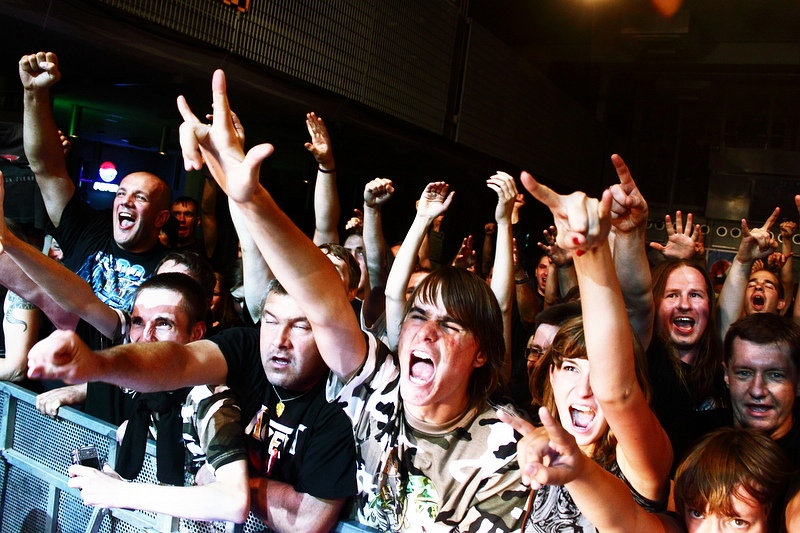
{"left": 54, "top": 192, "right": 168, "bottom": 313}
{"left": 210, "top": 327, "right": 357, "bottom": 500}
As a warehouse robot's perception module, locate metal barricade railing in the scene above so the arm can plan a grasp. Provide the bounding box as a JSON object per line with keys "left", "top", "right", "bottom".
{"left": 0, "top": 382, "right": 375, "bottom": 533}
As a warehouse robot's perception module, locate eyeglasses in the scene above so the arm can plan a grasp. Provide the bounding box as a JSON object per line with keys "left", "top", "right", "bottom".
{"left": 525, "top": 346, "right": 545, "bottom": 362}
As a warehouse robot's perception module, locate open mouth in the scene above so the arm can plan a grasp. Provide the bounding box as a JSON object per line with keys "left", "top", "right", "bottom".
{"left": 672, "top": 316, "right": 695, "bottom": 333}
{"left": 751, "top": 294, "right": 765, "bottom": 310}
{"left": 570, "top": 405, "right": 596, "bottom": 430}
{"left": 746, "top": 403, "right": 772, "bottom": 415}
{"left": 409, "top": 350, "right": 435, "bottom": 384}
{"left": 118, "top": 212, "right": 135, "bottom": 229}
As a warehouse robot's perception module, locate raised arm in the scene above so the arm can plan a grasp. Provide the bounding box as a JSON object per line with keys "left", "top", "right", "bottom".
{"left": 305, "top": 112, "right": 340, "bottom": 246}
{"left": 200, "top": 173, "right": 219, "bottom": 259}
{"left": 362, "top": 178, "right": 394, "bottom": 327}
{"left": 385, "top": 182, "right": 454, "bottom": 350}
{"left": 607, "top": 154, "right": 654, "bottom": 349}
{"left": 649, "top": 211, "right": 704, "bottom": 261}
{"left": 523, "top": 171, "right": 672, "bottom": 502}
{"left": 177, "top": 70, "right": 365, "bottom": 380}
{"left": 19, "top": 52, "right": 74, "bottom": 227}
{"left": 487, "top": 172, "right": 517, "bottom": 382}
{"left": 717, "top": 209, "right": 779, "bottom": 338}
{"left": 779, "top": 219, "right": 796, "bottom": 316}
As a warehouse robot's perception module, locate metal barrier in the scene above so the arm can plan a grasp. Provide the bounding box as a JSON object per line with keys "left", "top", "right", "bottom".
{"left": 0, "top": 382, "right": 375, "bottom": 533}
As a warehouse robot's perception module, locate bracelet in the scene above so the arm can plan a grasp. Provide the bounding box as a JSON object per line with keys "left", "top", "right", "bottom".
{"left": 515, "top": 276, "right": 530, "bottom": 285}
{"left": 318, "top": 166, "right": 336, "bottom": 174}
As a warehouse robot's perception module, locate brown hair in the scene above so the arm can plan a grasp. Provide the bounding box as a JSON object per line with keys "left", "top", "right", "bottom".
{"left": 651, "top": 259, "right": 724, "bottom": 406}
{"left": 529, "top": 315, "right": 650, "bottom": 469}
{"left": 403, "top": 266, "right": 504, "bottom": 409}
{"left": 674, "top": 427, "right": 789, "bottom": 521}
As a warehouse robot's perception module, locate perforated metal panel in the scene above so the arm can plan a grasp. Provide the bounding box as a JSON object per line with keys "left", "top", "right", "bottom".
{"left": 93, "top": 0, "right": 458, "bottom": 134}
{"left": 0, "top": 382, "right": 376, "bottom": 533}
{"left": 1, "top": 467, "right": 51, "bottom": 532}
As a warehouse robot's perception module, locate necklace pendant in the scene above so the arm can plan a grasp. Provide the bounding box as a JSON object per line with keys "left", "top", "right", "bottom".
{"left": 275, "top": 401, "right": 285, "bottom": 417}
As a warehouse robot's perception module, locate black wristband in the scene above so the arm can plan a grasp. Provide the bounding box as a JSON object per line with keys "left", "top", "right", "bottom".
{"left": 318, "top": 167, "right": 336, "bottom": 174}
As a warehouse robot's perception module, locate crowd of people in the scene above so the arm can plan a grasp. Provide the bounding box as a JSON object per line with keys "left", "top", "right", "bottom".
{"left": 3, "top": 50, "right": 800, "bottom": 532}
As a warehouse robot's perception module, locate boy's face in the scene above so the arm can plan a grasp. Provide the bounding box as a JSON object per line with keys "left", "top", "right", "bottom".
{"left": 684, "top": 487, "right": 768, "bottom": 532}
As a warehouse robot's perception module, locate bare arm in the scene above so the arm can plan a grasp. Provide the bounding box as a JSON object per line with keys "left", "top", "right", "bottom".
{"left": 177, "top": 70, "right": 365, "bottom": 380}
{"left": 385, "top": 182, "right": 454, "bottom": 351}
{"left": 28, "top": 330, "right": 228, "bottom": 392}
{"left": 362, "top": 178, "right": 394, "bottom": 328}
{"left": 250, "top": 477, "right": 345, "bottom": 533}
{"left": 487, "top": 172, "right": 517, "bottom": 383}
{"left": 19, "top": 52, "right": 74, "bottom": 227}
{"left": 200, "top": 174, "right": 219, "bottom": 259}
{"left": 69, "top": 460, "right": 249, "bottom": 523}
{"left": 0, "top": 186, "right": 119, "bottom": 338}
{"left": 607, "top": 155, "right": 654, "bottom": 349}
{"left": 500, "top": 409, "right": 681, "bottom": 533}
{"left": 229, "top": 197, "right": 272, "bottom": 324}
{"left": 780, "top": 219, "right": 796, "bottom": 316}
{"left": 1, "top": 291, "right": 40, "bottom": 382}
{"left": 717, "top": 210, "right": 779, "bottom": 338}
{"left": 306, "top": 113, "right": 339, "bottom": 246}
{"left": 523, "top": 172, "right": 672, "bottom": 502}
{"left": 514, "top": 241, "right": 539, "bottom": 329}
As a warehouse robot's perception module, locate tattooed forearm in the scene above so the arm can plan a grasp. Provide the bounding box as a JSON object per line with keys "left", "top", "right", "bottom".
{"left": 5, "top": 309, "right": 29, "bottom": 331}
{"left": 7, "top": 291, "right": 36, "bottom": 310}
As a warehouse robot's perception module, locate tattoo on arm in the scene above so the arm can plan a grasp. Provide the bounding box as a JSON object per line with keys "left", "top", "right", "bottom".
{"left": 5, "top": 292, "right": 36, "bottom": 332}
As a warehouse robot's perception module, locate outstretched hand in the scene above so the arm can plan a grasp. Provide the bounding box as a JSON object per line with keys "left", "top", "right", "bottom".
{"left": 521, "top": 172, "right": 612, "bottom": 254}
{"left": 19, "top": 52, "right": 61, "bottom": 91}
{"left": 452, "top": 235, "right": 477, "bottom": 271}
{"left": 416, "top": 181, "right": 454, "bottom": 220}
{"left": 304, "top": 112, "right": 335, "bottom": 168}
{"left": 498, "top": 406, "right": 586, "bottom": 489}
{"left": 649, "top": 211, "right": 703, "bottom": 260}
{"left": 608, "top": 154, "right": 648, "bottom": 234}
{"left": 487, "top": 171, "right": 518, "bottom": 225}
{"left": 177, "top": 69, "right": 274, "bottom": 203}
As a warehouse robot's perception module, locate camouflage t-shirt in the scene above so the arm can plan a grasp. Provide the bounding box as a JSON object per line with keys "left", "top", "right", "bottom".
{"left": 327, "top": 333, "right": 528, "bottom": 532}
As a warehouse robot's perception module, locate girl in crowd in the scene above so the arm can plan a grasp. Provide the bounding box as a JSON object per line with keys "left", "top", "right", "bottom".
{"left": 502, "top": 175, "right": 673, "bottom": 531}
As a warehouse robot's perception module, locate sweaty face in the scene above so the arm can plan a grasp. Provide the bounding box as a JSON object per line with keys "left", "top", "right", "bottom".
{"left": 535, "top": 256, "right": 550, "bottom": 294}
{"left": 725, "top": 338, "right": 799, "bottom": 440}
{"left": 113, "top": 173, "right": 168, "bottom": 252}
{"left": 129, "top": 288, "right": 201, "bottom": 344}
{"left": 656, "top": 266, "right": 710, "bottom": 363}
{"left": 549, "top": 358, "right": 609, "bottom": 449}
{"left": 744, "top": 270, "right": 784, "bottom": 315}
{"left": 171, "top": 201, "right": 199, "bottom": 242}
{"left": 398, "top": 292, "right": 485, "bottom": 424}
{"left": 259, "top": 292, "right": 328, "bottom": 391}
{"left": 684, "top": 487, "right": 769, "bottom": 533}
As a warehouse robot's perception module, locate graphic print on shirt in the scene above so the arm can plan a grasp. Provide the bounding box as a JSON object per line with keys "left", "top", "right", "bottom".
{"left": 245, "top": 405, "right": 306, "bottom": 476}
{"left": 77, "top": 251, "right": 148, "bottom": 311}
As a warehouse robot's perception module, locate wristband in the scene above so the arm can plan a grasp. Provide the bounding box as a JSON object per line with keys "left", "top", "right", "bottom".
{"left": 515, "top": 276, "right": 530, "bottom": 285}
{"left": 318, "top": 167, "right": 336, "bottom": 174}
